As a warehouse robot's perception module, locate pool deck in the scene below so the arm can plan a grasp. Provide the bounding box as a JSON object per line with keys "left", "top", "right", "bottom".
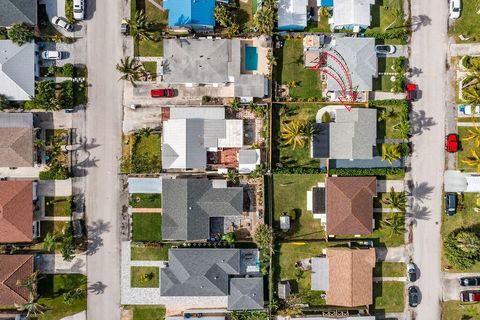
{"left": 240, "top": 39, "right": 270, "bottom": 76}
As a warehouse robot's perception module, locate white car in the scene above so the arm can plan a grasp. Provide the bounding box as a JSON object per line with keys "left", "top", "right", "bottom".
{"left": 41, "top": 51, "right": 63, "bottom": 60}
{"left": 450, "top": 0, "right": 461, "bottom": 19}
{"left": 51, "top": 16, "right": 73, "bottom": 32}
{"left": 73, "top": 0, "right": 85, "bottom": 21}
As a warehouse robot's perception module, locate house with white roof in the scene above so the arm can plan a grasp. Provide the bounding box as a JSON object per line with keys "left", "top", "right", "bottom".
{"left": 331, "top": 0, "right": 375, "bottom": 30}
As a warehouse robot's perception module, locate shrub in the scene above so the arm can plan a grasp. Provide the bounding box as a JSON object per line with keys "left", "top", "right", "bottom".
{"left": 364, "top": 29, "right": 406, "bottom": 40}
{"left": 63, "top": 63, "right": 75, "bottom": 77}
{"left": 0, "top": 94, "right": 9, "bottom": 110}
{"left": 202, "top": 95, "right": 211, "bottom": 103}
{"left": 7, "top": 23, "right": 34, "bottom": 46}
{"left": 61, "top": 223, "right": 75, "bottom": 262}
{"left": 253, "top": 224, "right": 274, "bottom": 250}
{"left": 62, "top": 80, "right": 74, "bottom": 109}
{"left": 321, "top": 112, "right": 331, "bottom": 123}
{"left": 399, "top": 143, "right": 410, "bottom": 156}
{"left": 330, "top": 167, "right": 405, "bottom": 176}
{"left": 65, "top": 0, "right": 74, "bottom": 23}
{"left": 444, "top": 228, "right": 480, "bottom": 270}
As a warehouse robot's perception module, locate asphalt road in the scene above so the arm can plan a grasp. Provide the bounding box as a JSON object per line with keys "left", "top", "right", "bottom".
{"left": 408, "top": 0, "right": 448, "bottom": 319}
{"left": 84, "top": 0, "right": 124, "bottom": 318}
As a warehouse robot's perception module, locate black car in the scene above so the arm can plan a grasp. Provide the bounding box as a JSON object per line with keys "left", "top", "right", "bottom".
{"left": 459, "top": 277, "right": 480, "bottom": 286}
{"left": 444, "top": 193, "right": 457, "bottom": 216}
{"left": 407, "top": 262, "right": 417, "bottom": 282}
{"left": 408, "top": 286, "right": 419, "bottom": 308}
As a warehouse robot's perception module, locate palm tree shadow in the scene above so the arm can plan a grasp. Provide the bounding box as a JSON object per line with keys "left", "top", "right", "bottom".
{"left": 410, "top": 110, "right": 436, "bottom": 136}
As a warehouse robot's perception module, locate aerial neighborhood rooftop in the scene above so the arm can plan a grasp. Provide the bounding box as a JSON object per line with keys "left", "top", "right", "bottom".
{"left": 0, "top": 0, "right": 475, "bottom": 319}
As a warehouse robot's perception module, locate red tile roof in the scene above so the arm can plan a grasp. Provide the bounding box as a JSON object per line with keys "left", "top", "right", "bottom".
{"left": 0, "top": 181, "right": 33, "bottom": 243}
{"left": 326, "top": 177, "right": 376, "bottom": 236}
{"left": 0, "top": 255, "right": 33, "bottom": 306}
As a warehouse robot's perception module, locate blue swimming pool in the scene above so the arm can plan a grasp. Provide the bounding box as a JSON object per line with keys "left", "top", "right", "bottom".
{"left": 245, "top": 46, "right": 258, "bottom": 71}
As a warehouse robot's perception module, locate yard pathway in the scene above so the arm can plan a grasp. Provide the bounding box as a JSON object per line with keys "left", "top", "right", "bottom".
{"left": 377, "top": 180, "right": 405, "bottom": 192}
{"left": 131, "top": 208, "right": 162, "bottom": 213}
{"left": 373, "top": 276, "right": 407, "bottom": 282}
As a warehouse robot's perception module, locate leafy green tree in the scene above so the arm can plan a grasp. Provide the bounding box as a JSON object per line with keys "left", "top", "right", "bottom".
{"left": 381, "top": 144, "right": 401, "bottom": 164}
{"left": 43, "top": 231, "right": 61, "bottom": 252}
{"left": 247, "top": 102, "right": 267, "bottom": 118}
{"left": 137, "top": 127, "right": 153, "bottom": 138}
{"left": 0, "top": 94, "right": 9, "bottom": 110}
{"left": 253, "top": 224, "right": 273, "bottom": 250}
{"left": 214, "top": 6, "right": 233, "bottom": 27}
{"left": 378, "top": 108, "right": 397, "bottom": 121}
{"left": 381, "top": 187, "right": 407, "bottom": 211}
{"left": 7, "top": 23, "right": 34, "bottom": 46}
{"left": 225, "top": 232, "right": 235, "bottom": 245}
{"left": 444, "top": 228, "right": 480, "bottom": 269}
{"left": 116, "top": 57, "right": 142, "bottom": 86}
{"left": 61, "top": 224, "right": 75, "bottom": 262}
{"left": 253, "top": 6, "right": 275, "bottom": 35}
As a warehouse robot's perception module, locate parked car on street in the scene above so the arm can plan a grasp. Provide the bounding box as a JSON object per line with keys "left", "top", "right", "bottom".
{"left": 151, "top": 88, "right": 174, "bottom": 98}
{"left": 73, "top": 0, "right": 85, "bottom": 20}
{"left": 444, "top": 193, "right": 457, "bottom": 216}
{"left": 121, "top": 19, "right": 130, "bottom": 35}
{"left": 450, "top": 0, "right": 461, "bottom": 19}
{"left": 461, "top": 290, "right": 480, "bottom": 302}
{"left": 375, "top": 45, "right": 396, "bottom": 55}
{"left": 407, "top": 262, "right": 417, "bottom": 282}
{"left": 406, "top": 83, "right": 419, "bottom": 101}
{"left": 41, "top": 51, "right": 62, "bottom": 60}
{"left": 445, "top": 134, "right": 459, "bottom": 153}
{"left": 51, "top": 16, "right": 73, "bottom": 32}
{"left": 459, "top": 277, "right": 480, "bottom": 287}
{"left": 408, "top": 286, "right": 419, "bottom": 307}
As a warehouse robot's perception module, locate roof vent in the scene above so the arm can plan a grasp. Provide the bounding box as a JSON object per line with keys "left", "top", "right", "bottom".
{"left": 214, "top": 276, "right": 218, "bottom": 280}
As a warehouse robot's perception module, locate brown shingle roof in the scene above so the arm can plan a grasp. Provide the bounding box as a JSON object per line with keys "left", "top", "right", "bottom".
{"left": 326, "top": 176, "right": 376, "bottom": 235}
{"left": 0, "top": 255, "right": 33, "bottom": 306}
{"left": 0, "top": 181, "right": 33, "bottom": 243}
{"left": 0, "top": 127, "right": 33, "bottom": 167}
{"left": 326, "top": 248, "right": 375, "bottom": 307}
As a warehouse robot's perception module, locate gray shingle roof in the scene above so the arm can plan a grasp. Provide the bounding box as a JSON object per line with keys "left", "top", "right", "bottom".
{"left": 162, "top": 179, "right": 243, "bottom": 241}
{"left": 326, "top": 37, "right": 378, "bottom": 91}
{"left": 329, "top": 108, "right": 376, "bottom": 160}
{"left": 0, "top": 113, "right": 33, "bottom": 167}
{"left": 228, "top": 277, "right": 264, "bottom": 310}
{"left": 0, "top": 0, "right": 37, "bottom": 26}
{"left": 0, "top": 40, "right": 35, "bottom": 101}
{"left": 161, "top": 249, "right": 241, "bottom": 296}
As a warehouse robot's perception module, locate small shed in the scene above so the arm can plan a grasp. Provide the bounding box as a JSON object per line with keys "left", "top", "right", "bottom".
{"left": 278, "top": 280, "right": 291, "bottom": 300}
{"left": 280, "top": 215, "right": 291, "bottom": 231}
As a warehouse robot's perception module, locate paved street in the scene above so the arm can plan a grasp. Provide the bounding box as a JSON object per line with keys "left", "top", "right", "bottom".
{"left": 408, "top": 0, "right": 449, "bottom": 318}
{"left": 83, "top": 0, "right": 124, "bottom": 318}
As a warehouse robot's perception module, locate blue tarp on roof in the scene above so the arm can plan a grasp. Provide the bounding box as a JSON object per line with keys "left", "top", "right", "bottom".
{"left": 163, "top": 0, "right": 215, "bottom": 29}
{"left": 321, "top": 0, "right": 334, "bottom": 7}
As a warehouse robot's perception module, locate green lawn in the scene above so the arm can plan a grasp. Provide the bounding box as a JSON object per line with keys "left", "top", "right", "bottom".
{"left": 375, "top": 105, "right": 405, "bottom": 139}
{"left": 275, "top": 39, "right": 322, "bottom": 99}
{"left": 132, "top": 213, "right": 162, "bottom": 242}
{"left": 273, "top": 174, "right": 326, "bottom": 240}
{"left": 130, "top": 193, "right": 162, "bottom": 208}
{"left": 41, "top": 221, "right": 69, "bottom": 238}
{"left": 45, "top": 129, "right": 69, "bottom": 146}
{"left": 450, "top": 0, "right": 480, "bottom": 42}
{"left": 133, "top": 0, "right": 166, "bottom": 57}
{"left": 136, "top": 39, "right": 164, "bottom": 57}
{"left": 368, "top": 0, "right": 404, "bottom": 34}
{"left": 275, "top": 242, "right": 328, "bottom": 306}
{"left": 131, "top": 305, "right": 166, "bottom": 320}
{"left": 442, "top": 192, "right": 480, "bottom": 272}
{"left": 442, "top": 301, "right": 480, "bottom": 320}
{"left": 272, "top": 104, "right": 322, "bottom": 169}
{"left": 131, "top": 266, "right": 160, "bottom": 288}
{"left": 457, "top": 126, "right": 477, "bottom": 172}
{"left": 131, "top": 244, "right": 172, "bottom": 260}
{"left": 373, "top": 262, "right": 405, "bottom": 277}
{"left": 142, "top": 61, "right": 157, "bottom": 81}
{"left": 371, "top": 211, "right": 405, "bottom": 247}
{"left": 373, "top": 281, "right": 405, "bottom": 313}
{"left": 373, "top": 58, "right": 404, "bottom": 92}
{"left": 37, "top": 274, "right": 87, "bottom": 320}
{"left": 373, "top": 192, "right": 405, "bottom": 209}
{"left": 131, "top": 133, "right": 162, "bottom": 173}
{"left": 44, "top": 197, "right": 72, "bottom": 217}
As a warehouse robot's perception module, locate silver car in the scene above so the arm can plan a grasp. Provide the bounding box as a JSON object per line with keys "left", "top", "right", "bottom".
{"left": 375, "top": 45, "right": 396, "bottom": 55}
{"left": 73, "top": 0, "right": 85, "bottom": 21}
{"left": 41, "top": 51, "right": 62, "bottom": 60}
{"left": 51, "top": 16, "right": 73, "bottom": 32}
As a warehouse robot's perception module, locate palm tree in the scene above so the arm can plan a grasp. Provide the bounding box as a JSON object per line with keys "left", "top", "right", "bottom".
{"left": 393, "top": 116, "right": 411, "bottom": 138}
{"left": 463, "top": 83, "right": 480, "bottom": 105}
{"left": 226, "top": 170, "right": 239, "bottom": 184}
{"left": 15, "top": 298, "right": 46, "bottom": 319}
{"left": 128, "top": 10, "right": 156, "bottom": 41}
{"left": 16, "top": 271, "right": 40, "bottom": 298}
{"left": 381, "top": 212, "right": 405, "bottom": 238}
{"left": 381, "top": 187, "right": 407, "bottom": 211}
{"left": 463, "top": 125, "right": 480, "bottom": 147}
{"left": 116, "top": 57, "right": 142, "bottom": 86}
{"left": 384, "top": 8, "right": 404, "bottom": 31}
{"left": 281, "top": 121, "right": 307, "bottom": 149}
{"left": 214, "top": 6, "right": 232, "bottom": 27}
{"left": 288, "top": 81, "right": 298, "bottom": 88}
{"left": 267, "top": 50, "right": 277, "bottom": 67}
{"left": 462, "top": 149, "right": 480, "bottom": 172}
{"left": 381, "top": 144, "right": 401, "bottom": 164}
{"left": 228, "top": 98, "right": 241, "bottom": 112}
{"left": 137, "top": 127, "right": 153, "bottom": 138}
{"left": 226, "top": 22, "right": 240, "bottom": 37}
{"left": 253, "top": 6, "right": 275, "bottom": 35}
{"left": 43, "top": 232, "right": 61, "bottom": 252}
{"left": 378, "top": 108, "right": 397, "bottom": 121}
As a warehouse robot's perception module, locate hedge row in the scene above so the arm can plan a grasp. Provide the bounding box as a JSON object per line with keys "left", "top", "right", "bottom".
{"left": 272, "top": 167, "right": 405, "bottom": 176}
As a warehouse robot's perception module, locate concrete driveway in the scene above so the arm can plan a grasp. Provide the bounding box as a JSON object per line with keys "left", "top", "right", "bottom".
{"left": 38, "top": 42, "right": 75, "bottom": 67}
{"left": 36, "top": 253, "right": 86, "bottom": 275}
{"left": 122, "top": 105, "right": 163, "bottom": 133}
{"left": 408, "top": 0, "right": 449, "bottom": 318}
{"left": 376, "top": 45, "right": 407, "bottom": 58}
{"left": 443, "top": 273, "right": 480, "bottom": 301}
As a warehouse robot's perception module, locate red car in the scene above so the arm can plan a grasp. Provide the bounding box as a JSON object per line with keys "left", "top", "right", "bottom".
{"left": 445, "top": 134, "right": 459, "bottom": 153}
{"left": 150, "top": 88, "right": 174, "bottom": 98}
{"left": 406, "top": 83, "right": 418, "bottom": 101}
{"left": 461, "top": 290, "right": 480, "bottom": 302}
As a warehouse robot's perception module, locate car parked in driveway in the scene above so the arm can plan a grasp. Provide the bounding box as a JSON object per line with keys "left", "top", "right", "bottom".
{"left": 73, "top": 0, "right": 85, "bottom": 20}
{"left": 450, "top": 0, "right": 461, "bottom": 19}
{"left": 407, "top": 262, "right": 417, "bottom": 282}
{"left": 444, "top": 193, "right": 457, "bottom": 216}
{"left": 445, "top": 134, "right": 459, "bottom": 153}
{"left": 375, "top": 45, "right": 396, "bottom": 55}
{"left": 151, "top": 88, "right": 174, "bottom": 98}
{"left": 459, "top": 277, "right": 480, "bottom": 287}
{"left": 406, "top": 83, "right": 419, "bottom": 101}
{"left": 51, "top": 16, "right": 73, "bottom": 32}
{"left": 408, "top": 286, "right": 419, "bottom": 307}
{"left": 461, "top": 290, "right": 480, "bottom": 302}
{"left": 41, "top": 51, "right": 62, "bottom": 60}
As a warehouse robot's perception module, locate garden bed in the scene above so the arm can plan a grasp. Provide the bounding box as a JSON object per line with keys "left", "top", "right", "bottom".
{"left": 131, "top": 266, "right": 160, "bottom": 288}
{"left": 132, "top": 213, "right": 162, "bottom": 242}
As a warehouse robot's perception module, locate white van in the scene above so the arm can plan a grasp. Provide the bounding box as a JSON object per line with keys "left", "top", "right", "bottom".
{"left": 73, "top": 0, "right": 85, "bottom": 20}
